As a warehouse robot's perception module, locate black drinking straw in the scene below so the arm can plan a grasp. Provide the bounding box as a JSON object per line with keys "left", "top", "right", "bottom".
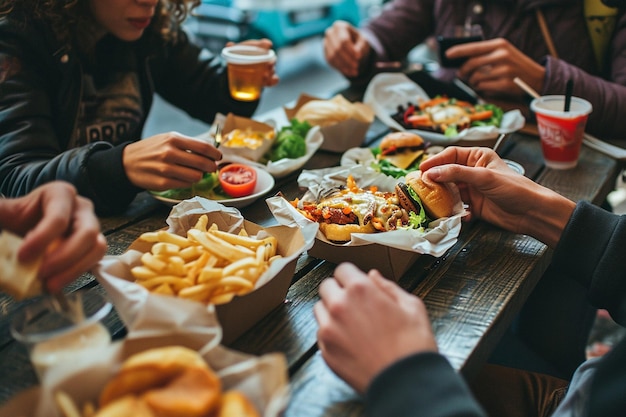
{"left": 564, "top": 79, "right": 573, "bottom": 112}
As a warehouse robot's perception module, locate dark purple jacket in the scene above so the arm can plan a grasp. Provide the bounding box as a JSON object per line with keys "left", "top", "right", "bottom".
{"left": 359, "top": 0, "right": 626, "bottom": 140}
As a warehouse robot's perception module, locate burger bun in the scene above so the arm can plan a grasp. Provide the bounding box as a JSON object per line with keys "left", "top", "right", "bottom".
{"left": 403, "top": 170, "right": 457, "bottom": 219}
{"left": 380, "top": 131, "right": 424, "bottom": 152}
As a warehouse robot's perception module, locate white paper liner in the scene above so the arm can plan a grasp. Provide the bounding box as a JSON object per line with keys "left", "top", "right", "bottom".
{"left": 266, "top": 165, "right": 465, "bottom": 257}
{"left": 363, "top": 73, "right": 526, "bottom": 145}
{"left": 95, "top": 198, "right": 317, "bottom": 334}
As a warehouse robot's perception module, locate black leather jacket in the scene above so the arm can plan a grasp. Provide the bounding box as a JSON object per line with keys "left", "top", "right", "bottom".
{"left": 0, "top": 15, "right": 258, "bottom": 215}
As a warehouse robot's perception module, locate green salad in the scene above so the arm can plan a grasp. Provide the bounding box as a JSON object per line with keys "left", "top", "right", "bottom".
{"left": 261, "top": 118, "right": 311, "bottom": 162}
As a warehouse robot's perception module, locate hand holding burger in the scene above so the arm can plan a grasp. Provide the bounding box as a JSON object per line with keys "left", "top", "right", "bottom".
{"left": 396, "top": 170, "right": 458, "bottom": 219}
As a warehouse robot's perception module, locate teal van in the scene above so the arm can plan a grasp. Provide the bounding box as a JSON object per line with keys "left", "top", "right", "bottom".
{"left": 186, "top": 0, "right": 361, "bottom": 51}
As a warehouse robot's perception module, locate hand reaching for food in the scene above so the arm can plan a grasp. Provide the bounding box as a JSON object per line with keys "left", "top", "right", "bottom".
{"left": 123, "top": 132, "right": 222, "bottom": 191}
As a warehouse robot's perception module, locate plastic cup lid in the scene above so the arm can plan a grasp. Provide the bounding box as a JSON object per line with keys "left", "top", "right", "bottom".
{"left": 221, "top": 45, "right": 276, "bottom": 65}
{"left": 530, "top": 95, "right": 592, "bottom": 118}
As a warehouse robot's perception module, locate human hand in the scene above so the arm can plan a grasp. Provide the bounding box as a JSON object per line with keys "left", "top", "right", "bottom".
{"left": 0, "top": 182, "right": 107, "bottom": 293}
{"left": 227, "top": 39, "right": 280, "bottom": 87}
{"left": 324, "top": 21, "right": 371, "bottom": 78}
{"left": 123, "top": 132, "right": 222, "bottom": 191}
{"left": 448, "top": 38, "right": 545, "bottom": 99}
{"left": 419, "top": 147, "right": 575, "bottom": 247}
{"left": 314, "top": 263, "right": 437, "bottom": 394}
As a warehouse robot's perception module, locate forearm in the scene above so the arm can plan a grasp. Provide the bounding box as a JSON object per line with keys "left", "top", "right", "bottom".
{"left": 521, "top": 186, "right": 575, "bottom": 249}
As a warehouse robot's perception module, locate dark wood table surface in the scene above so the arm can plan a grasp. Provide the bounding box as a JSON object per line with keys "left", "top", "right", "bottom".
{"left": 0, "top": 112, "right": 622, "bottom": 415}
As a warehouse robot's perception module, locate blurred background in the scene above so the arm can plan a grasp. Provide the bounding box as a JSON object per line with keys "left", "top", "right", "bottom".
{"left": 144, "top": 0, "right": 410, "bottom": 137}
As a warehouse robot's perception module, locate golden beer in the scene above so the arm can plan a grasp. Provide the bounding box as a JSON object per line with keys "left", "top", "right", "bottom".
{"left": 222, "top": 45, "right": 276, "bottom": 102}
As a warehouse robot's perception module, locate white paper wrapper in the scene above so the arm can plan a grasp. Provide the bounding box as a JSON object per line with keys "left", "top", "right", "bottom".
{"left": 363, "top": 73, "right": 526, "bottom": 145}
{"left": 197, "top": 114, "right": 323, "bottom": 178}
{"left": 267, "top": 165, "right": 465, "bottom": 257}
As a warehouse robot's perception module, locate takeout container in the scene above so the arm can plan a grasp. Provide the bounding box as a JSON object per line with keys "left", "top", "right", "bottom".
{"left": 93, "top": 198, "right": 317, "bottom": 345}
{"left": 219, "top": 112, "right": 276, "bottom": 162}
{"left": 284, "top": 94, "right": 374, "bottom": 153}
{"left": 0, "top": 300, "right": 290, "bottom": 417}
{"left": 307, "top": 239, "right": 423, "bottom": 280}
{"left": 266, "top": 165, "right": 464, "bottom": 281}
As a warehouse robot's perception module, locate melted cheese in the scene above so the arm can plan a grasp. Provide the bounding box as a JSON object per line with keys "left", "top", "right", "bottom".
{"left": 380, "top": 149, "right": 424, "bottom": 170}
{"left": 319, "top": 189, "right": 403, "bottom": 229}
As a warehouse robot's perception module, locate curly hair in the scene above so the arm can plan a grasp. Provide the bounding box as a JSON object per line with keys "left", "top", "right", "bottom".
{"left": 0, "top": 0, "right": 201, "bottom": 46}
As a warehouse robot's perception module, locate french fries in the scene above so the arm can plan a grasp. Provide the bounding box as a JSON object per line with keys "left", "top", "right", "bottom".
{"left": 130, "top": 215, "right": 280, "bottom": 305}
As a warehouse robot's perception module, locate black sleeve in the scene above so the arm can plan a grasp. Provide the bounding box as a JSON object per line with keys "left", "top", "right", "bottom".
{"left": 552, "top": 201, "right": 626, "bottom": 325}
{"left": 365, "top": 352, "right": 486, "bottom": 417}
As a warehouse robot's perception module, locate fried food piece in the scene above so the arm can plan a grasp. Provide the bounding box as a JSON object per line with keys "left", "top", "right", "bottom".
{"left": 94, "top": 396, "right": 156, "bottom": 417}
{"left": 215, "top": 390, "right": 261, "bottom": 417}
{"left": 99, "top": 346, "right": 210, "bottom": 407}
{"left": 142, "top": 366, "right": 221, "bottom": 417}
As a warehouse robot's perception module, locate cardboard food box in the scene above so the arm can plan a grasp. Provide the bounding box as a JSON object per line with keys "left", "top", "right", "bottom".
{"left": 266, "top": 165, "right": 464, "bottom": 282}
{"left": 94, "top": 199, "right": 316, "bottom": 346}
{"left": 307, "top": 239, "right": 423, "bottom": 281}
{"left": 219, "top": 112, "right": 276, "bottom": 162}
{"left": 284, "top": 94, "right": 374, "bottom": 153}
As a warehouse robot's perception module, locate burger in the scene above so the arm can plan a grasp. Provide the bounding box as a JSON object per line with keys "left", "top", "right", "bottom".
{"left": 395, "top": 170, "right": 457, "bottom": 219}
{"left": 372, "top": 131, "right": 430, "bottom": 179}
{"left": 293, "top": 174, "right": 458, "bottom": 243}
{"left": 378, "top": 131, "right": 426, "bottom": 170}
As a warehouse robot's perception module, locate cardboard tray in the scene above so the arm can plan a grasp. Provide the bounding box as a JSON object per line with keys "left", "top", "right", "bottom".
{"left": 307, "top": 239, "right": 423, "bottom": 281}
{"left": 96, "top": 209, "right": 307, "bottom": 346}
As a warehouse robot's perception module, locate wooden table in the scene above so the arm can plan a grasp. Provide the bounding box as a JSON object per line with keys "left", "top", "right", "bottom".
{"left": 0, "top": 117, "right": 622, "bottom": 415}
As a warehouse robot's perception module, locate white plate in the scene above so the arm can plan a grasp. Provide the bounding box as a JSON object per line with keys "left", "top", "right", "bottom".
{"left": 151, "top": 167, "right": 275, "bottom": 209}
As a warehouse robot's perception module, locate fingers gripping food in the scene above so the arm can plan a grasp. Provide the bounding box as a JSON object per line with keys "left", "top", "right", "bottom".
{"left": 55, "top": 346, "right": 260, "bottom": 417}
{"left": 0, "top": 230, "right": 42, "bottom": 300}
{"left": 396, "top": 171, "right": 457, "bottom": 219}
{"left": 291, "top": 174, "right": 458, "bottom": 243}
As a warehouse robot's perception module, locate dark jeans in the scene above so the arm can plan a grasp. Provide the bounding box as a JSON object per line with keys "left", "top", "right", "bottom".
{"left": 488, "top": 263, "right": 597, "bottom": 380}
{"left": 470, "top": 364, "right": 569, "bottom": 417}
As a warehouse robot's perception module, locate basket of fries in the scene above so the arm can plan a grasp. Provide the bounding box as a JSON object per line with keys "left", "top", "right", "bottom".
{"left": 93, "top": 197, "right": 318, "bottom": 345}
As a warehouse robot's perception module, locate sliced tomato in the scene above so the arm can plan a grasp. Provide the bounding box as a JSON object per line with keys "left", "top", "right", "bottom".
{"left": 218, "top": 163, "right": 257, "bottom": 198}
